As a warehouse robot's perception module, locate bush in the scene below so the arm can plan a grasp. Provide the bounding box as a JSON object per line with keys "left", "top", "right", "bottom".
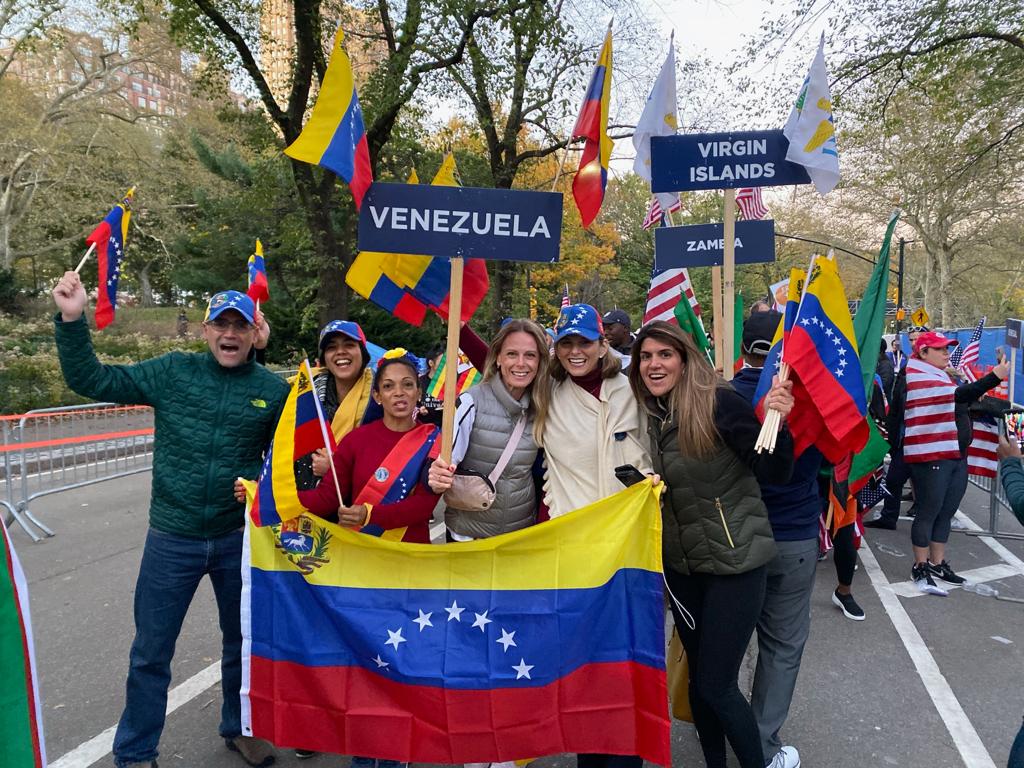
{"left": 0, "top": 311, "right": 207, "bottom": 414}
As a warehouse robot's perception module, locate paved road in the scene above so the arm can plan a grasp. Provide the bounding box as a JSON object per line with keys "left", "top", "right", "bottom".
{"left": 12, "top": 474, "right": 1024, "bottom": 768}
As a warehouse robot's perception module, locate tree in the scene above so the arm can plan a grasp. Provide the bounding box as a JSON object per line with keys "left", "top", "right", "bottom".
{"left": 160, "top": 0, "right": 512, "bottom": 322}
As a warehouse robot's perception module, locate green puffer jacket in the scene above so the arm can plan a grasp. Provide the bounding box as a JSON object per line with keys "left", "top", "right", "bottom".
{"left": 646, "top": 386, "right": 794, "bottom": 576}
{"left": 55, "top": 315, "right": 289, "bottom": 538}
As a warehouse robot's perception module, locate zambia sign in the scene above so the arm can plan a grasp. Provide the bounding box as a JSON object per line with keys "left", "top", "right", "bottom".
{"left": 654, "top": 220, "right": 776, "bottom": 270}
{"left": 358, "top": 183, "right": 563, "bottom": 263}
{"left": 650, "top": 130, "right": 812, "bottom": 193}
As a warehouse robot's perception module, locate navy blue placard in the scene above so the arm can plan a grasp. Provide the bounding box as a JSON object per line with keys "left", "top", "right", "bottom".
{"left": 650, "top": 130, "right": 812, "bottom": 193}
{"left": 357, "top": 183, "right": 563, "bottom": 263}
{"left": 654, "top": 220, "right": 776, "bottom": 269}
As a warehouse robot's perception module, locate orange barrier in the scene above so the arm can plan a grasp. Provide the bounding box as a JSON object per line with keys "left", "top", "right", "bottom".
{"left": 0, "top": 428, "right": 154, "bottom": 454}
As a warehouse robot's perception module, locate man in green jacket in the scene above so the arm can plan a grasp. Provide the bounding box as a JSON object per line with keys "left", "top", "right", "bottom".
{"left": 52, "top": 271, "right": 289, "bottom": 768}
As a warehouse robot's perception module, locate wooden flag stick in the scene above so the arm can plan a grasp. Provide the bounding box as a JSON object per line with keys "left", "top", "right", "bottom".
{"left": 711, "top": 266, "right": 724, "bottom": 372}
{"left": 440, "top": 257, "right": 465, "bottom": 463}
{"left": 722, "top": 187, "right": 737, "bottom": 382}
{"left": 74, "top": 242, "right": 96, "bottom": 274}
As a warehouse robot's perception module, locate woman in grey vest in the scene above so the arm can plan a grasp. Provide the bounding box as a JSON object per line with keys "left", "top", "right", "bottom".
{"left": 427, "top": 319, "right": 550, "bottom": 541}
{"left": 629, "top": 321, "right": 795, "bottom": 768}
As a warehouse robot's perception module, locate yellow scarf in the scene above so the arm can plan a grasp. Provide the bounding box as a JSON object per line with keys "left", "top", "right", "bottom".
{"left": 330, "top": 366, "right": 374, "bottom": 443}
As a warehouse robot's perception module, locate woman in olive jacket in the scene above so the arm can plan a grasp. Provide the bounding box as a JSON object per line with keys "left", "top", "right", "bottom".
{"left": 628, "top": 321, "right": 795, "bottom": 768}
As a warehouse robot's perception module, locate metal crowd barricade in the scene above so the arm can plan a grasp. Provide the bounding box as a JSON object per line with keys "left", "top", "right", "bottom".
{"left": 0, "top": 403, "right": 155, "bottom": 541}
{"left": 959, "top": 396, "right": 1024, "bottom": 541}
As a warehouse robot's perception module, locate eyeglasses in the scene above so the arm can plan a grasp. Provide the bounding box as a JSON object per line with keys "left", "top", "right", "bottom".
{"left": 205, "top": 317, "right": 254, "bottom": 333}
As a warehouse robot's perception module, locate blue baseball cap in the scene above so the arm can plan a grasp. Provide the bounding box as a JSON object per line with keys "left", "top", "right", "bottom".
{"left": 553, "top": 304, "right": 604, "bottom": 342}
{"left": 318, "top": 320, "right": 367, "bottom": 348}
{"left": 205, "top": 290, "right": 255, "bottom": 323}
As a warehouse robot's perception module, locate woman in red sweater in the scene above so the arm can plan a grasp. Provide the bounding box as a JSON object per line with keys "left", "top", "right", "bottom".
{"left": 299, "top": 349, "right": 440, "bottom": 544}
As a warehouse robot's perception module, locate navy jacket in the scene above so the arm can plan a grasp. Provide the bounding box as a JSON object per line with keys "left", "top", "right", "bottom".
{"left": 731, "top": 367, "right": 822, "bottom": 542}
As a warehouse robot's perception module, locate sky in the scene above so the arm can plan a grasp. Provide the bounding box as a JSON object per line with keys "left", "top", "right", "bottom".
{"left": 605, "top": 0, "right": 832, "bottom": 175}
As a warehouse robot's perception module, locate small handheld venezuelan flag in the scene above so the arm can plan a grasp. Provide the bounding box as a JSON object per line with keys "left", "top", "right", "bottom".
{"left": 247, "top": 239, "right": 270, "bottom": 304}
{"left": 284, "top": 27, "right": 373, "bottom": 209}
{"left": 251, "top": 362, "right": 333, "bottom": 527}
{"left": 87, "top": 187, "right": 134, "bottom": 330}
{"left": 570, "top": 25, "right": 613, "bottom": 228}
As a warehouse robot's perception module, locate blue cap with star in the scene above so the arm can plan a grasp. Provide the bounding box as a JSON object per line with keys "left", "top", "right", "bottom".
{"left": 553, "top": 304, "right": 604, "bottom": 343}
{"left": 205, "top": 290, "right": 256, "bottom": 324}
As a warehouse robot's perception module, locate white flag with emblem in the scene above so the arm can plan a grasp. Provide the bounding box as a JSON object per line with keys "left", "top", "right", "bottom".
{"left": 632, "top": 34, "right": 678, "bottom": 210}
{"left": 783, "top": 34, "right": 840, "bottom": 195}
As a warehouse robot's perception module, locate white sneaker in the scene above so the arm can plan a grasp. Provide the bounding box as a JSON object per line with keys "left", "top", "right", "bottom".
{"left": 766, "top": 745, "right": 801, "bottom": 768}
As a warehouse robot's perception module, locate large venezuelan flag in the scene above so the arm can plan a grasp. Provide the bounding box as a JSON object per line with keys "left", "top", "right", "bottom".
{"left": 346, "top": 156, "right": 490, "bottom": 325}
{"left": 571, "top": 28, "right": 613, "bottom": 228}
{"left": 781, "top": 257, "right": 868, "bottom": 462}
{"left": 241, "top": 480, "right": 671, "bottom": 765}
{"left": 250, "top": 364, "right": 329, "bottom": 527}
{"left": 284, "top": 27, "right": 373, "bottom": 209}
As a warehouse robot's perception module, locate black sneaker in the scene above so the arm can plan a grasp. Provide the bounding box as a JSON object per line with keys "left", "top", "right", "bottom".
{"left": 832, "top": 589, "right": 866, "bottom": 621}
{"left": 864, "top": 516, "right": 897, "bottom": 530}
{"left": 929, "top": 560, "right": 966, "bottom": 585}
{"left": 912, "top": 562, "right": 949, "bottom": 596}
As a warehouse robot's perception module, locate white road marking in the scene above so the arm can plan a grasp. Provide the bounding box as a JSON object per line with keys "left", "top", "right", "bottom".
{"left": 888, "top": 562, "right": 1020, "bottom": 598}
{"left": 48, "top": 661, "right": 221, "bottom": 768}
{"left": 860, "top": 541, "right": 996, "bottom": 768}
{"left": 954, "top": 510, "right": 1024, "bottom": 573}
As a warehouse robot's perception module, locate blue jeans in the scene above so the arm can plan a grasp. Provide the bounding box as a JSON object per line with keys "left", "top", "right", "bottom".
{"left": 113, "top": 527, "right": 244, "bottom": 766}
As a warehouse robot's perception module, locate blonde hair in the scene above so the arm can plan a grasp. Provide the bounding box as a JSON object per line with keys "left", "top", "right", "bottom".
{"left": 481, "top": 319, "right": 551, "bottom": 445}
{"left": 628, "top": 321, "right": 725, "bottom": 460}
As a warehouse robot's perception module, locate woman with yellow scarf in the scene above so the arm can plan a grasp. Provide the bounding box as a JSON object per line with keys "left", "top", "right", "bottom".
{"left": 294, "top": 321, "right": 378, "bottom": 494}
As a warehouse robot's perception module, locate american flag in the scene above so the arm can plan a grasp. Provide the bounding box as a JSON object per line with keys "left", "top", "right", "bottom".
{"left": 968, "top": 417, "right": 999, "bottom": 478}
{"left": 641, "top": 194, "right": 682, "bottom": 230}
{"left": 951, "top": 316, "right": 985, "bottom": 379}
{"left": 560, "top": 283, "right": 571, "bottom": 309}
{"left": 644, "top": 268, "right": 700, "bottom": 325}
{"left": 736, "top": 187, "right": 769, "bottom": 220}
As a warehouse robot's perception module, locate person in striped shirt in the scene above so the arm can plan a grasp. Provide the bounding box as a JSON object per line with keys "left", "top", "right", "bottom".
{"left": 900, "top": 331, "right": 1008, "bottom": 595}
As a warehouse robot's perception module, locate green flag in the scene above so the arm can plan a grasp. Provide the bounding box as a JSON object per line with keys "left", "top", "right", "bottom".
{"left": 0, "top": 525, "right": 45, "bottom": 766}
{"left": 850, "top": 210, "right": 900, "bottom": 487}
{"left": 673, "top": 290, "right": 711, "bottom": 361}
{"left": 854, "top": 210, "right": 900, "bottom": 394}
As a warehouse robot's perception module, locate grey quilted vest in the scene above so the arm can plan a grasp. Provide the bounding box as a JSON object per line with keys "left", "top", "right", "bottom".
{"left": 445, "top": 377, "right": 538, "bottom": 539}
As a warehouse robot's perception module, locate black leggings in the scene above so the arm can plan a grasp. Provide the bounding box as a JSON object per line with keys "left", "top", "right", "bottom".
{"left": 665, "top": 565, "right": 767, "bottom": 768}
{"left": 908, "top": 458, "right": 968, "bottom": 548}
{"left": 833, "top": 523, "right": 856, "bottom": 587}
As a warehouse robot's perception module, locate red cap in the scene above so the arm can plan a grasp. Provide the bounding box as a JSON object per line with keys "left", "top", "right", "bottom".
{"left": 913, "top": 331, "right": 959, "bottom": 354}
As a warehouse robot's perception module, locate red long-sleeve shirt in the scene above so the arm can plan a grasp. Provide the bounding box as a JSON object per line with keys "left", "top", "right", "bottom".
{"left": 297, "top": 420, "right": 438, "bottom": 543}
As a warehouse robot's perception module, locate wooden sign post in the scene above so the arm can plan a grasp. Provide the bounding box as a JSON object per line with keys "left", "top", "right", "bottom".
{"left": 441, "top": 258, "right": 465, "bottom": 462}
{"left": 722, "top": 187, "right": 737, "bottom": 381}
{"left": 357, "top": 181, "right": 565, "bottom": 463}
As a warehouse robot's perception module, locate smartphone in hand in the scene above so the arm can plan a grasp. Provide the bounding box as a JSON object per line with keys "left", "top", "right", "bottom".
{"left": 615, "top": 464, "right": 647, "bottom": 487}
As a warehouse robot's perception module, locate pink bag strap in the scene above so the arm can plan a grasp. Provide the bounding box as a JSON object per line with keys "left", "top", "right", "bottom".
{"left": 487, "top": 414, "right": 527, "bottom": 485}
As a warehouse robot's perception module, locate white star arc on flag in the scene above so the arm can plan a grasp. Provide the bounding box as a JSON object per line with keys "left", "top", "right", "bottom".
{"left": 472, "top": 611, "right": 492, "bottom": 632}
{"left": 497, "top": 628, "right": 517, "bottom": 652}
{"left": 445, "top": 600, "right": 465, "bottom": 622}
{"left": 513, "top": 658, "right": 534, "bottom": 680}
{"left": 413, "top": 609, "right": 433, "bottom": 631}
{"left": 385, "top": 628, "right": 406, "bottom": 649}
